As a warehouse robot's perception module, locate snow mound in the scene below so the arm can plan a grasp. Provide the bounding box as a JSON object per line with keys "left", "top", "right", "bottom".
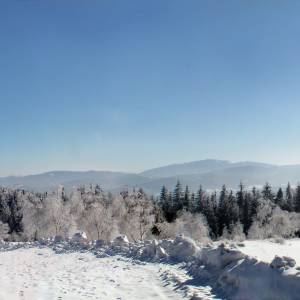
{"left": 188, "top": 242, "right": 300, "bottom": 300}
{"left": 53, "top": 235, "right": 64, "bottom": 243}
{"left": 112, "top": 235, "right": 129, "bottom": 247}
{"left": 71, "top": 231, "right": 88, "bottom": 244}
{"left": 270, "top": 255, "right": 296, "bottom": 270}
{"left": 167, "top": 235, "right": 199, "bottom": 261}
{"left": 199, "top": 243, "right": 246, "bottom": 269}
{"left": 94, "top": 239, "right": 107, "bottom": 248}
{"left": 131, "top": 235, "right": 199, "bottom": 262}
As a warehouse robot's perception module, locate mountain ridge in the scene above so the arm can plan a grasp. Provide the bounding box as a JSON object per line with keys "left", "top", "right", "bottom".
{"left": 1, "top": 159, "right": 300, "bottom": 193}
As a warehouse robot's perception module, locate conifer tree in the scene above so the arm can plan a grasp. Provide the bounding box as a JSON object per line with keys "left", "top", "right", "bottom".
{"left": 196, "top": 185, "right": 206, "bottom": 214}
{"left": 160, "top": 186, "right": 168, "bottom": 204}
{"left": 218, "top": 185, "right": 229, "bottom": 236}
{"left": 251, "top": 187, "right": 260, "bottom": 213}
{"left": 236, "top": 182, "right": 245, "bottom": 223}
{"left": 172, "top": 181, "right": 183, "bottom": 213}
{"left": 262, "top": 183, "right": 274, "bottom": 202}
{"left": 183, "top": 185, "right": 190, "bottom": 210}
{"left": 160, "top": 186, "right": 176, "bottom": 222}
{"left": 275, "top": 187, "right": 284, "bottom": 208}
{"left": 285, "top": 182, "right": 294, "bottom": 212}
{"left": 228, "top": 190, "right": 239, "bottom": 226}
{"left": 203, "top": 192, "right": 218, "bottom": 238}
{"left": 243, "top": 192, "right": 253, "bottom": 234}
{"left": 189, "top": 192, "right": 196, "bottom": 212}
{"left": 294, "top": 184, "right": 300, "bottom": 213}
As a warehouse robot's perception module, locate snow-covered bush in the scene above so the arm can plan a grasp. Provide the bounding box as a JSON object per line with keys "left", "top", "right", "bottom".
{"left": 22, "top": 196, "right": 46, "bottom": 240}
{"left": 158, "top": 212, "right": 210, "bottom": 243}
{"left": 116, "top": 191, "right": 156, "bottom": 242}
{"left": 221, "top": 221, "right": 246, "bottom": 241}
{"left": 83, "top": 201, "right": 116, "bottom": 241}
{"left": 0, "top": 221, "right": 9, "bottom": 240}
{"left": 248, "top": 201, "right": 297, "bottom": 239}
{"left": 43, "top": 194, "right": 75, "bottom": 238}
{"left": 168, "top": 235, "right": 199, "bottom": 261}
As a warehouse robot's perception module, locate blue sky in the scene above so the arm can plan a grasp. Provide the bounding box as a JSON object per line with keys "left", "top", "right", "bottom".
{"left": 1, "top": 0, "right": 300, "bottom": 176}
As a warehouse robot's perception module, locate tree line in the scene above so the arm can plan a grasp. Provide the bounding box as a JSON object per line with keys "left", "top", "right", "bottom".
{"left": 159, "top": 181, "right": 300, "bottom": 238}
{"left": 0, "top": 181, "right": 299, "bottom": 242}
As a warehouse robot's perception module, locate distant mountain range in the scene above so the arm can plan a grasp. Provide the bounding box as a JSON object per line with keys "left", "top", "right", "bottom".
{"left": 1, "top": 159, "right": 300, "bottom": 194}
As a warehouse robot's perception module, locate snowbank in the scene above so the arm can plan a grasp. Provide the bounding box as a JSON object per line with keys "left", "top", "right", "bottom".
{"left": 188, "top": 241, "right": 300, "bottom": 300}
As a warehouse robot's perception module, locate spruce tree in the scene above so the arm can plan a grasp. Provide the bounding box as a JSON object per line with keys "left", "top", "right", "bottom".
{"left": 218, "top": 185, "right": 229, "bottom": 236}
{"left": 262, "top": 183, "right": 274, "bottom": 202}
{"left": 275, "top": 187, "right": 284, "bottom": 208}
{"left": 196, "top": 185, "right": 206, "bottom": 214}
{"left": 183, "top": 185, "right": 190, "bottom": 210}
{"left": 236, "top": 182, "right": 245, "bottom": 223}
{"left": 250, "top": 187, "right": 259, "bottom": 222}
{"left": 285, "top": 182, "right": 294, "bottom": 212}
{"left": 243, "top": 192, "right": 253, "bottom": 234}
{"left": 160, "top": 185, "right": 168, "bottom": 218}
{"left": 160, "top": 186, "right": 168, "bottom": 204}
{"left": 294, "top": 184, "right": 300, "bottom": 213}
{"left": 228, "top": 190, "right": 239, "bottom": 226}
{"left": 189, "top": 192, "right": 196, "bottom": 212}
{"left": 172, "top": 181, "right": 183, "bottom": 215}
{"left": 206, "top": 192, "right": 218, "bottom": 238}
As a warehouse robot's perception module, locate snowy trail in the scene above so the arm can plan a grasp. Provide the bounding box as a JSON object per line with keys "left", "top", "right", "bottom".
{"left": 0, "top": 248, "right": 211, "bottom": 300}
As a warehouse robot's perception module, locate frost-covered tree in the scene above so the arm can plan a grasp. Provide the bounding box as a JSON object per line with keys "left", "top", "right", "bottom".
{"left": 83, "top": 201, "right": 115, "bottom": 240}
{"left": 0, "top": 221, "right": 9, "bottom": 240}
{"left": 248, "top": 200, "right": 297, "bottom": 239}
{"left": 119, "top": 191, "right": 155, "bottom": 241}
{"left": 22, "top": 194, "right": 46, "bottom": 240}
{"left": 43, "top": 192, "right": 73, "bottom": 237}
{"left": 158, "top": 211, "right": 210, "bottom": 243}
{"left": 222, "top": 221, "right": 245, "bottom": 241}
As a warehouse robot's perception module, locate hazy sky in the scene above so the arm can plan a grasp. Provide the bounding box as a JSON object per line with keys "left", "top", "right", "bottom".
{"left": 1, "top": 0, "right": 300, "bottom": 176}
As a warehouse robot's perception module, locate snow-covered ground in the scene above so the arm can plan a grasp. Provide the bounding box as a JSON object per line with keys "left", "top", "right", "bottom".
{"left": 1, "top": 237, "right": 300, "bottom": 300}
{"left": 0, "top": 248, "right": 188, "bottom": 300}
{"left": 0, "top": 245, "right": 217, "bottom": 300}
{"left": 236, "top": 239, "right": 300, "bottom": 265}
